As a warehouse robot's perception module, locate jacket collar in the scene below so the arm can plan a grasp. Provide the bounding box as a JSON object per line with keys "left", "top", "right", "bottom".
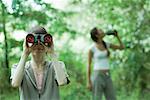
{"left": 25, "top": 61, "right": 50, "bottom": 93}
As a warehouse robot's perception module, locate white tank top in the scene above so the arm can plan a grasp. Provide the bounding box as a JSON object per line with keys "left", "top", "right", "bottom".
{"left": 90, "top": 43, "right": 110, "bottom": 70}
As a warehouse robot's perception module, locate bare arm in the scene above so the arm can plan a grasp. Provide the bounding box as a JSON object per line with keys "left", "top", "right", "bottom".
{"left": 11, "top": 40, "right": 31, "bottom": 87}
{"left": 110, "top": 32, "right": 125, "bottom": 50}
{"left": 87, "top": 49, "right": 93, "bottom": 90}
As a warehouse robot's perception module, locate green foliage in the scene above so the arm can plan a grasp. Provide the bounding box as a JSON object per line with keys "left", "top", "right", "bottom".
{"left": 0, "top": 0, "right": 150, "bottom": 99}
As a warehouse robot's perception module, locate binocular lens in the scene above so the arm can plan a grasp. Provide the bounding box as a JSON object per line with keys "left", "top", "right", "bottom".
{"left": 26, "top": 34, "right": 52, "bottom": 47}
{"left": 26, "top": 34, "right": 34, "bottom": 47}
{"left": 43, "top": 35, "right": 52, "bottom": 47}
{"left": 26, "top": 34, "right": 34, "bottom": 43}
{"left": 44, "top": 35, "right": 52, "bottom": 43}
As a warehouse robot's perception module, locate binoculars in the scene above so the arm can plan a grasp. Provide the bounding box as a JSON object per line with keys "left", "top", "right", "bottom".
{"left": 26, "top": 34, "right": 52, "bottom": 47}
{"left": 105, "top": 29, "right": 117, "bottom": 35}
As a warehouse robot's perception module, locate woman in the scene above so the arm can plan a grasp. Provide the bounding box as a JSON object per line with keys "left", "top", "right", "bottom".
{"left": 11, "top": 26, "right": 60, "bottom": 100}
{"left": 87, "top": 27, "right": 124, "bottom": 100}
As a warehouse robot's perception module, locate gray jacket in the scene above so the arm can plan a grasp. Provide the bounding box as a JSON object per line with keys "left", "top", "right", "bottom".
{"left": 11, "top": 61, "right": 59, "bottom": 100}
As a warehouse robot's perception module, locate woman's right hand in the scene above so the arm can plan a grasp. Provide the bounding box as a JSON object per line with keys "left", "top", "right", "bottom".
{"left": 23, "top": 39, "right": 31, "bottom": 56}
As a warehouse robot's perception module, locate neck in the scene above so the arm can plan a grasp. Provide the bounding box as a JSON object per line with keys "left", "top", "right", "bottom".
{"left": 97, "top": 39, "right": 103, "bottom": 44}
{"left": 31, "top": 54, "right": 46, "bottom": 69}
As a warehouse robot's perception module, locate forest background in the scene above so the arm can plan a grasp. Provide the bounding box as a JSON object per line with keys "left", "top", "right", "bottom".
{"left": 0, "top": 0, "right": 150, "bottom": 100}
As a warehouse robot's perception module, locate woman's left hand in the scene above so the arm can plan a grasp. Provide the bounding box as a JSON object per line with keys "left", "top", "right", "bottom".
{"left": 113, "top": 30, "right": 118, "bottom": 37}
{"left": 41, "top": 43, "right": 54, "bottom": 54}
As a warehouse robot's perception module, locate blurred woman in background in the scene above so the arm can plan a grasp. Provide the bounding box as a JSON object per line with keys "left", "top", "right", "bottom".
{"left": 87, "top": 27, "right": 124, "bottom": 100}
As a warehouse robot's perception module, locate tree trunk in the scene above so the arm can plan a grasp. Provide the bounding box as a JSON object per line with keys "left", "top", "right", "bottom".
{"left": 1, "top": 1, "right": 9, "bottom": 68}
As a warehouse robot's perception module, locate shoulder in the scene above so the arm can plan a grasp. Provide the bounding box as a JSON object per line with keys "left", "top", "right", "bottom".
{"left": 46, "top": 61, "right": 52, "bottom": 65}
{"left": 89, "top": 44, "right": 95, "bottom": 52}
{"left": 45, "top": 61, "right": 54, "bottom": 70}
{"left": 48, "top": 61, "right": 65, "bottom": 66}
{"left": 104, "top": 42, "right": 111, "bottom": 48}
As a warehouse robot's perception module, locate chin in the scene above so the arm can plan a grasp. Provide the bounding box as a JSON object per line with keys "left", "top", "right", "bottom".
{"left": 32, "top": 50, "right": 46, "bottom": 55}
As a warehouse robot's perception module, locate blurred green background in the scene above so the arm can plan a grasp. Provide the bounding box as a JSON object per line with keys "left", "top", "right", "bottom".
{"left": 0, "top": 0, "right": 150, "bottom": 100}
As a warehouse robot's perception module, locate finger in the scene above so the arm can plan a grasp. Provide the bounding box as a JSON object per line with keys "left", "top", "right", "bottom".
{"left": 41, "top": 42, "right": 53, "bottom": 50}
{"left": 23, "top": 39, "right": 28, "bottom": 50}
{"left": 41, "top": 42, "right": 51, "bottom": 54}
{"left": 40, "top": 42, "right": 48, "bottom": 50}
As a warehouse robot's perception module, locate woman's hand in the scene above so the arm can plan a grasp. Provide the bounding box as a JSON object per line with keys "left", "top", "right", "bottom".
{"left": 23, "top": 39, "right": 31, "bottom": 56}
{"left": 109, "top": 30, "right": 125, "bottom": 50}
{"left": 113, "top": 30, "right": 118, "bottom": 37}
{"left": 41, "top": 43, "right": 54, "bottom": 54}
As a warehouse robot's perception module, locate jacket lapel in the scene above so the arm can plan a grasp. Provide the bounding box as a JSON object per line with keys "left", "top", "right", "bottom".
{"left": 25, "top": 62, "right": 38, "bottom": 89}
{"left": 40, "top": 61, "right": 50, "bottom": 93}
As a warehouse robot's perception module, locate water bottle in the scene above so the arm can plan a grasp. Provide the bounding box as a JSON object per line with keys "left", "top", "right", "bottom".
{"left": 105, "top": 30, "right": 117, "bottom": 35}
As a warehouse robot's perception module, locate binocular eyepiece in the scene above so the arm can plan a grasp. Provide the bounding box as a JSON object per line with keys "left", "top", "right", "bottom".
{"left": 26, "top": 34, "right": 52, "bottom": 47}
{"left": 105, "top": 29, "right": 117, "bottom": 35}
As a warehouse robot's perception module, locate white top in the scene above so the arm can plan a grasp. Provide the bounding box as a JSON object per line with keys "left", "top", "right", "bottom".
{"left": 90, "top": 43, "right": 110, "bottom": 70}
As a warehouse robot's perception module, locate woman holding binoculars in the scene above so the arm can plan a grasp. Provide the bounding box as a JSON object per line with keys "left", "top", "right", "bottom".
{"left": 11, "top": 26, "right": 60, "bottom": 100}
{"left": 87, "top": 27, "right": 124, "bottom": 100}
